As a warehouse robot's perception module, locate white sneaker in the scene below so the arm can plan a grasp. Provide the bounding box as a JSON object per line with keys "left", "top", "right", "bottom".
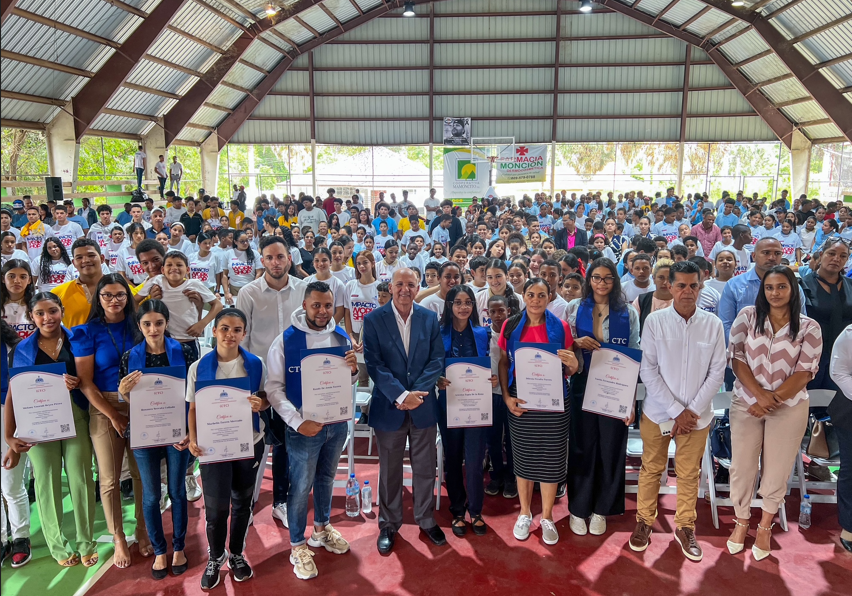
{"left": 569, "top": 514, "right": 588, "bottom": 536}
{"left": 185, "top": 475, "right": 202, "bottom": 502}
{"left": 289, "top": 545, "right": 318, "bottom": 580}
{"left": 541, "top": 518, "right": 559, "bottom": 545}
{"left": 589, "top": 514, "right": 606, "bottom": 536}
{"left": 513, "top": 514, "right": 532, "bottom": 541}
{"left": 307, "top": 524, "right": 349, "bottom": 554}
{"left": 272, "top": 503, "right": 289, "bottom": 528}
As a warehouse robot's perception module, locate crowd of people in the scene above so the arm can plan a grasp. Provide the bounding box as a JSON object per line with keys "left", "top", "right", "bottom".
{"left": 1, "top": 184, "right": 851, "bottom": 589}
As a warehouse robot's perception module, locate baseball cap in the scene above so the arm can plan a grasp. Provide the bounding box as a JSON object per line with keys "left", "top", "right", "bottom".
{"left": 12, "top": 199, "right": 24, "bottom": 208}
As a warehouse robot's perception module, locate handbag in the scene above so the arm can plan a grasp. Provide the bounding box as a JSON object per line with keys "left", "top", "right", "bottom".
{"left": 710, "top": 415, "right": 732, "bottom": 461}
{"left": 806, "top": 414, "right": 840, "bottom": 460}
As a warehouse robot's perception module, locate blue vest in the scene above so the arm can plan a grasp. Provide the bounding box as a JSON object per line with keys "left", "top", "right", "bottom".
{"left": 128, "top": 337, "right": 186, "bottom": 372}
{"left": 1, "top": 340, "right": 8, "bottom": 406}
{"left": 576, "top": 297, "right": 631, "bottom": 369}
{"left": 505, "top": 309, "right": 566, "bottom": 386}
{"left": 441, "top": 322, "right": 490, "bottom": 359}
{"left": 13, "top": 327, "right": 88, "bottom": 410}
{"left": 196, "top": 347, "right": 263, "bottom": 431}
{"left": 282, "top": 324, "right": 350, "bottom": 410}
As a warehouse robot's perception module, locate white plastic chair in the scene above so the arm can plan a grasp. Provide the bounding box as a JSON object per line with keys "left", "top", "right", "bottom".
{"left": 791, "top": 389, "right": 839, "bottom": 504}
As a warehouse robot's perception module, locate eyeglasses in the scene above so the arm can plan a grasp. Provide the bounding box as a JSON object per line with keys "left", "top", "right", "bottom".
{"left": 452, "top": 300, "right": 474, "bottom": 307}
{"left": 590, "top": 275, "right": 615, "bottom": 285}
{"left": 100, "top": 292, "right": 128, "bottom": 302}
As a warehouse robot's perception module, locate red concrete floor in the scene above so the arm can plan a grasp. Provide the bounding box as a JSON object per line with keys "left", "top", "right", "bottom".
{"left": 86, "top": 456, "right": 852, "bottom": 596}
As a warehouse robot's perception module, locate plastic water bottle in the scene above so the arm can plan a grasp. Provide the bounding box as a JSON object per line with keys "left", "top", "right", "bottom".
{"left": 345, "top": 474, "right": 360, "bottom": 517}
{"left": 361, "top": 481, "right": 372, "bottom": 514}
{"left": 799, "top": 494, "right": 812, "bottom": 529}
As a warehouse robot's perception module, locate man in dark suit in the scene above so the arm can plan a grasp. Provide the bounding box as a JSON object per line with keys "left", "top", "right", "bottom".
{"left": 363, "top": 268, "right": 446, "bottom": 554}
{"left": 553, "top": 211, "right": 588, "bottom": 251}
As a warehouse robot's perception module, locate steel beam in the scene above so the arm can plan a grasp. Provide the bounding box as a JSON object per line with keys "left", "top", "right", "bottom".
{"left": 1, "top": 50, "right": 94, "bottom": 77}
{"left": 11, "top": 8, "right": 121, "bottom": 48}
{"left": 1, "top": 90, "right": 66, "bottom": 106}
{"left": 428, "top": 2, "right": 434, "bottom": 144}
{"left": 101, "top": 0, "right": 147, "bottom": 19}
{"left": 551, "top": 1, "right": 562, "bottom": 142}
{"left": 679, "top": 45, "right": 691, "bottom": 144}
{"left": 308, "top": 52, "right": 316, "bottom": 140}
{"left": 600, "top": 0, "right": 796, "bottom": 148}
{"left": 679, "top": 6, "right": 710, "bottom": 31}
{"left": 216, "top": 0, "right": 417, "bottom": 149}
{"left": 71, "top": 0, "right": 189, "bottom": 141}
{"left": 1, "top": 0, "right": 18, "bottom": 26}
{"left": 1, "top": 118, "right": 46, "bottom": 131}
{"left": 696, "top": 0, "right": 852, "bottom": 142}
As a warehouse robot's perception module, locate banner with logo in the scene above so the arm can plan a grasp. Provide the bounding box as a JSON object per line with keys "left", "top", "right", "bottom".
{"left": 495, "top": 145, "right": 547, "bottom": 184}
{"left": 443, "top": 147, "right": 491, "bottom": 200}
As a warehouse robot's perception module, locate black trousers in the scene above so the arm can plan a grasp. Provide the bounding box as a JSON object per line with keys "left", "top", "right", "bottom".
{"left": 486, "top": 392, "right": 514, "bottom": 484}
{"left": 567, "top": 372, "right": 628, "bottom": 518}
{"left": 839, "top": 429, "right": 852, "bottom": 533}
{"left": 199, "top": 440, "right": 264, "bottom": 559}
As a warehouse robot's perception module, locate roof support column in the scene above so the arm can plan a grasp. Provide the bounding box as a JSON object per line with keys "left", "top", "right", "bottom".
{"left": 790, "top": 130, "right": 812, "bottom": 200}
{"left": 143, "top": 120, "right": 167, "bottom": 199}
{"left": 45, "top": 108, "right": 79, "bottom": 191}
{"left": 311, "top": 139, "right": 318, "bottom": 198}
{"left": 676, "top": 45, "right": 691, "bottom": 197}
{"left": 200, "top": 133, "right": 220, "bottom": 197}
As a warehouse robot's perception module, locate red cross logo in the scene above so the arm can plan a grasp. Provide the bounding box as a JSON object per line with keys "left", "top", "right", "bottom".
{"left": 516, "top": 146, "right": 529, "bottom": 156}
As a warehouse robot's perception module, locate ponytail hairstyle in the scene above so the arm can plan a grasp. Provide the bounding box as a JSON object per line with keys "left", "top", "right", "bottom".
{"left": 38, "top": 237, "right": 71, "bottom": 286}
{"left": 485, "top": 258, "right": 520, "bottom": 314}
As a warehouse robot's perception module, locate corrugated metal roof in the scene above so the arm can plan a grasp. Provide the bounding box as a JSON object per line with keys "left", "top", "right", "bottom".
{"left": 437, "top": 15, "right": 556, "bottom": 39}
{"left": 190, "top": 106, "right": 230, "bottom": 127}
{"left": 0, "top": 97, "right": 59, "bottom": 123}
{"left": 1, "top": 16, "right": 114, "bottom": 72}
{"left": 148, "top": 29, "right": 217, "bottom": 74}
{"left": 687, "top": 89, "right": 753, "bottom": 115}
{"left": 126, "top": 61, "right": 194, "bottom": 96}
{"left": 223, "top": 63, "right": 267, "bottom": 90}
{"left": 561, "top": 38, "right": 687, "bottom": 64}
{"left": 171, "top": 1, "right": 241, "bottom": 48}
{"left": 17, "top": 0, "right": 143, "bottom": 43}
{"left": 317, "top": 120, "right": 429, "bottom": 145}
{"left": 437, "top": 67, "right": 551, "bottom": 92}
{"left": 317, "top": 95, "right": 427, "bottom": 118}
{"left": 685, "top": 117, "right": 776, "bottom": 142}
{"left": 243, "top": 43, "right": 285, "bottom": 72}
{"left": 664, "top": 0, "right": 708, "bottom": 27}
{"left": 298, "top": 5, "right": 337, "bottom": 37}
{"left": 689, "top": 63, "right": 734, "bottom": 88}
{"left": 254, "top": 95, "right": 312, "bottom": 118}
{"left": 562, "top": 65, "right": 683, "bottom": 90}
{"left": 559, "top": 92, "right": 681, "bottom": 117}
{"left": 316, "top": 43, "right": 429, "bottom": 67}
{"left": 90, "top": 113, "right": 150, "bottom": 135}
{"left": 176, "top": 127, "right": 209, "bottom": 143}
{"left": 273, "top": 70, "right": 311, "bottom": 93}
{"left": 232, "top": 119, "right": 311, "bottom": 143}
{"left": 106, "top": 87, "right": 174, "bottom": 116}
{"left": 562, "top": 12, "right": 660, "bottom": 37}
{"left": 0, "top": 57, "right": 88, "bottom": 99}
{"left": 437, "top": 94, "right": 551, "bottom": 117}
{"left": 436, "top": 41, "right": 552, "bottom": 66}
{"left": 337, "top": 13, "right": 428, "bottom": 40}
{"left": 803, "top": 123, "right": 844, "bottom": 139}
{"left": 557, "top": 117, "right": 679, "bottom": 142}
{"left": 207, "top": 86, "right": 248, "bottom": 108}
{"left": 434, "top": 0, "right": 557, "bottom": 14}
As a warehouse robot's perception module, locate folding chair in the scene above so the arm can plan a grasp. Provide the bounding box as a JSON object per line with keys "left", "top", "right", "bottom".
{"left": 700, "top": 391, "right": 789, "bottom": 531}
{"left": 791, "top": 389, "right": 839, "bottom": 504}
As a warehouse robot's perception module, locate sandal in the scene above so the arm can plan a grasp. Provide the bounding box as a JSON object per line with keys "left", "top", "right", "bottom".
{"left": 451, "top": 516, "right": 467, "bottom": 537}
{"left": 81, "top": 553, "right": 99, "bottom": 568}
{"left": 471, "top": 515, "right": 487, "bottom": 536}
{"left": 58, "top": 554, "right": 80, "bottom": 567}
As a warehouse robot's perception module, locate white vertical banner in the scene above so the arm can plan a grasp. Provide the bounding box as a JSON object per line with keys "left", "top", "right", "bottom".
{"left": 443, "top": 147, "right": 491, "bottom": 199}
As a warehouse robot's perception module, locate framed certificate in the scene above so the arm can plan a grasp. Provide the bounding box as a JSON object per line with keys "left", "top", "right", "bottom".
{"left": 194, "top": 378, "right": 254, "bottom": 464}
{"left": 300, "top": 347, "right": 353, "bottom": 424}
{"left": 445, "top": 357, "right": 492, "bottom": 428}
{"left": 514, "top": 343, "right": 565, "bottom": 412}
{"left": 130, "top": 367, "right": 187, "bottom": 449}
{"left": 582, "top": 346, "right": 642, "bottom": 419}
{"left": 10, "top": 364, "right": 76, "bottom": 443}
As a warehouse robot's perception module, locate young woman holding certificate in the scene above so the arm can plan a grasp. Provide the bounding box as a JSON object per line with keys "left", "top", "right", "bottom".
{"left": 186, "top": 308, "right": 269, "bottom": 590}
{"left": 117, "top": 300, "right": 195, "bottom": 580}
{"left": 71, "top": 273, "right": 151, "bottom": 568}
{"left": 564, "top": 258, "right": 640, "bottom": 538}
{"left": 4, "top": 293, "right": 96, "bottom": 568}
{"left": 498, "top": 278, "right": 577, "bottom": 546}
{"left": 436, "top": 285, "right": 496, "bottom": 537}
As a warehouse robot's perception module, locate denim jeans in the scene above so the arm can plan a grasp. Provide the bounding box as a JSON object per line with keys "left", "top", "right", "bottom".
{"left": 135, "top": 167, "right": 144, "bottom": 188}
{"left": 286, "top": 422, "right": 348, "bottom": 546}
{"left": 133, "top": 446, "right": 190, "bottom": 555}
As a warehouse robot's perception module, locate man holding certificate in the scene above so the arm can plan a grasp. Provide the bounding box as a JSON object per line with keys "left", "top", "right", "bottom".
{"left": 629, "top": 261, "right": 726, "bottom": 561}
{"left": 266, "top": 281, "right": 358, "bottom": 581}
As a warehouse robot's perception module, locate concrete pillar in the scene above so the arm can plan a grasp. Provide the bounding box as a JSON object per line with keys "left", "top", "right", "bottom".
{"left": 790, "top": 130, "right": 812, "bottom": 200}
{"left": 45, "top": 108, "right": 79, "bottom": 191}
{"left": 428, "top": 143, "right": 434, "bottom": 191}
{"left": 550, "top": 141, "right": 557, "bottom": 197}
{"left": 675, "top": 141, "right": 685, "bottom": 197}
{"left": 200, "top": 133, "right": 220, "bottom": 196}
{"left": 142, "top": 120, "right": 167, "bottom": 196}
{"left": 311, "top": 139, "right": 317, "bottom": 197}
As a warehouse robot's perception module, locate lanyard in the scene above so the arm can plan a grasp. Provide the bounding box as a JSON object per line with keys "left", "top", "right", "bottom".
{"left": 104, "top": 322, "right": 128, "bottom": 361}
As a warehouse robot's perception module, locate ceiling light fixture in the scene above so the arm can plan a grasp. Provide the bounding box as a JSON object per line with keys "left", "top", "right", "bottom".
{"left": 403, "top": 2, "right": 415, "bottom": 17}
{"left": 266, "top": 3, "right": 277, "bottom": 16}
{"left": 731, "top": 0, "right": 745, "bottom": 6}
{"left": 580, "top": 0, "right": 593, "bottom": 13}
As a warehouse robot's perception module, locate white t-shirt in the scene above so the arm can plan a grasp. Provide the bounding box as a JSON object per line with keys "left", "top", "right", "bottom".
{"left": 331, "top": 267, "right": 356, "bottom": 284}
{"left": 169, "top": 161, "right": 183, "bottom": 176}
{"left": 138, "top": 276, "right": 216, "bottom": 340}
{"left": 22, "top": 228, "right": 47, "bottom": 261}
{"left": 374, "top": 234, "right": 394, "bottom": 253}
{"left": 2, "top": 302, "right": 35, "bottom": 340}
{"left": 775, "top": 231, "right": 802, "bottom": 261}
{"left": 401, "top": 229, "right": 430, "bottom": 247}
{"left": 1, "top": 249, "right": 29, "bottom": 268}
{"left": 32, "top": 258, "right": 71, "bottom": 291}
{"left": 419, "top": 293, "right": 445, "bottom": 317}
{"left": 697, "top": 285, "right": 721, "bottom": 315}
{"left": 375, "top": 259, "right": 400, "bottom": 283}
{"left": 154, "top": 160, "right": 168, "bottom": 178}
{"left": 423, "top": 197, "right": 441, "bottom": 220}
{"left": 165, "top": 207, "right": 187, "bottom": 225}
{"left": 621, "top": 279, "right": 655, "bottom": 303}
{"left": 51, "top": 222, "right": 84, "bottom": 250}
{"left": 704, "top": 277, "right": 727, "bottom": 297}
{"left": 730, "top": 246, "right": 752, "bottom": 276}
{"left": 87, "top": 222, "right": 122, "bottom": 252}
{"left": 399, "top": 254, "right": 425, "bottom": 276}
{"left": 117, "top": 245, "right": 147, "bottom": 285}
{"left": 296, "top": 208, "right": 327, "bottom": 234}
{"left": 344, "top": 279, "right": 379, "bottom": 334}
{"left": 124, "top": 220, "right": 152, "bottom": 232}
{"left": 189, "top": 251, "right": 222, "bottom": 290}
{"left": 185, "top": 355, "right": 266, "bottom": 444}
{"left": 225, "top": 249, "right": 263, "bottom": 289}
{"left": 547, "top": 295, "right": 569, "bottom": 320}
{"left": 134, "top": 150, "right": 146, "bottom": 169}
{"left": 709, "top": 241, "right": 735, "bottom": 261}
{"left": 304, "top": 274, "right": 345, "bottom": 310}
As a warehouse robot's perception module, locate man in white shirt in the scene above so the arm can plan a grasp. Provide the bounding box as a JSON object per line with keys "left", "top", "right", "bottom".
{"left": 296, "top": 195, "right": 327, "bottom": 234}
{"left": 124, "top": 204, "right": 152, "bottom": 232}
{"left": 423, "top": 188, "right": 440, "bottom": 223}
{"left": 397, "top": 190, "right": 414, "bottom": 217}
{"left": 621, "top": 254, "right": 655, "bottom": 302}
{"left": 169, "top": 155, "right": 183, "bottom": 194}
{"left": 165, "top": 193, "right": 187, "bottom": 225}
{"left": 828, "top": 325, "right": 852, "bottom": 552}
{"left": 87, "top": 204, "right": 121, "bottom": 252}
{"left": 51, "top": 204, "right": 85, "bottom": 250}
{"left": 629, "top": 260, "right": 726, "bottom": 561}
{"left": 133, "top": 145, "right": 146, "bottom": 189}
{"left": 154, "top": 154, "right": 168, "bottom": 198}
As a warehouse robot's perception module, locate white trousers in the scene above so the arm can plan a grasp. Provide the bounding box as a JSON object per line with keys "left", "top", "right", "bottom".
{"left": 0, "top": 407, "right": 31, "bottom": 542}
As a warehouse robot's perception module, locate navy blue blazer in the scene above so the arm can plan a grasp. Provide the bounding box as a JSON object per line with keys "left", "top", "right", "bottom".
{"left": 363, "top": 302, "right": 445, "bottom": 432}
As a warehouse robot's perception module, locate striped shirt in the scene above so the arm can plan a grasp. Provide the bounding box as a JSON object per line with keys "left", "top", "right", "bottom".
{"left": 727, "top": 306, "right": 823, "bottom": 407}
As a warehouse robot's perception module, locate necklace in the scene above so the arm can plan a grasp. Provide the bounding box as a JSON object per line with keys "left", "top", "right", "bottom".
{"left": 38, "top": 334, "right": 63, "bottom": 359}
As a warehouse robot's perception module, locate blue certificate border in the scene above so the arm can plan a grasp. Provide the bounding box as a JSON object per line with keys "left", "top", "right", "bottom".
{"left": 300, "top": 346, "right": 348, "bottom": 361}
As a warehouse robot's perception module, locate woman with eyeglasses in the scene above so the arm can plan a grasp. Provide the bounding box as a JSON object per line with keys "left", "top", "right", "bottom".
{"left": 565, "top": 258, "right": 640, "bottom": 538}
{"left": 726, "top": 266, "right": 822, "bottom": 560}
{"left": 117, "top": 300, "right": 195, "bottom": 579}
{"left": 499, "top": 278, "right": 578, "bottom": 546}
{"left": 435, "top": 285, "right": 496, "bottom": 536}
{"left": 71, "top": 273, "right": 150, "bottom": 568}
{"left": 4, "top": 293, "right": 96, "bottom": 568}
